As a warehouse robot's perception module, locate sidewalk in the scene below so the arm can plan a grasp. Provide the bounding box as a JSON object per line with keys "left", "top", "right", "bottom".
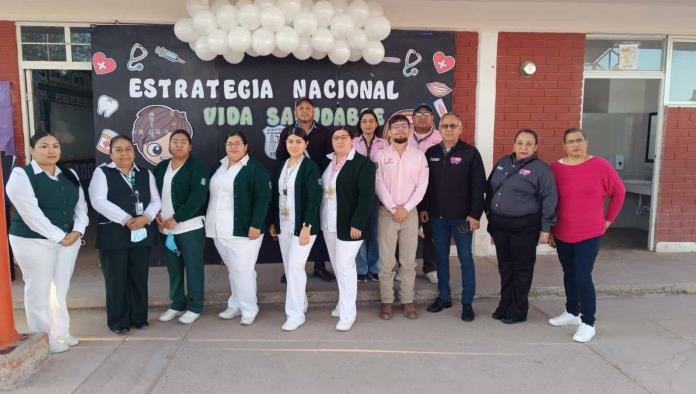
{"left": 11, "top": 245, "right": 696, "bottom": 310}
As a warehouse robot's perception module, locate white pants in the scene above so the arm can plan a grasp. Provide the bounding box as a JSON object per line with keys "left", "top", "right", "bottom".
{"left": 10, "top": 235, "right": 80, "bottom": 345}
{"left": 214, "top": 236, "right": 264, "bottom": 318}
{"left": 324, "top": 231, "right": 362, "bottom": 322}
{"left": 278, "top": 232, "right": 316, "bottom": 323}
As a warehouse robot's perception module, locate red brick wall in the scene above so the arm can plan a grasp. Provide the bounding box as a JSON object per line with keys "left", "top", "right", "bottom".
{"left": 452, "top": 32, "right": 478, "bottom": 144}
{"left": 0, "top": 21, "right": 25, "bottom": 165}
{"left": 494, "top": 33, "right": 584, "bottom": 161}
{"left": 656, "top": 107, "right": 696, "bottom": 243}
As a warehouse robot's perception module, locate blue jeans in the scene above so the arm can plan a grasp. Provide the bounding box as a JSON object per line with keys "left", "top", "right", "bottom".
{"left": 555, "top": 236, "right": 602, "bottom": 326}
{"left": 431, "top": 218, "right": 476, "bottom": 304}
{"left": 356, "top": 200, "right": 379, "bottom": 275}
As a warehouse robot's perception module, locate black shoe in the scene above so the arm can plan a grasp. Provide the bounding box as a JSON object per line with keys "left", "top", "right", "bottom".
{"left": 461, "top": 304, "right": 475, "bottom": 322}
{"left": 501, "top": 316, "right": 526, "bottom": 325}
{"left": 368, "top": 273, "right": 379, "bottom": 282}
{"left": 357, "top": 274, "right": 368, "bottom": 283}
{"left": 132, "top": 322, "right": 149, "bottom": 329}
{"left": 492, "top": 307, "right": 505, "bottom": 320}
{"left": 427, "top": 298, "right": 452, "bottom": 313}
{"left": 111, "top": 328, "right": 130, "bottom": 335}
{"left": 313, "top": 268, "right": 335, "bottom": 281}
{"left": 281, "top": 274, "right": 287, "bottom": 284}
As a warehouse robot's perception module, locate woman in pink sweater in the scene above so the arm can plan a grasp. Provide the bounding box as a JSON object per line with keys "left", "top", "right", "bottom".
{"left": 548, "top": 128, "right": 625, "bottom": 343}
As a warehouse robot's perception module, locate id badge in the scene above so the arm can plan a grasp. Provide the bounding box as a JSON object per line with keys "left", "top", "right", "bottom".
{"left": 135, "top": 202, "right": 144, "bottom": 216}
{"left": 324, "top": 186, "right": 336, "bottom": 199}
{"left": 280, "top": 207, "right": 290, "bottom": 219}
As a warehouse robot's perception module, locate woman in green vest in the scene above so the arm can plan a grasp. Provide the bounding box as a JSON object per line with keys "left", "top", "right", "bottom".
{"left": 206, "top": 131, "right": 271, "bottom": 326}
{"left": 154, "top": 129, "right": 209, "bottom": 325}
{"left": 89, "top": 135, "right": 162, "bottom": 335}
{"left": 320, "top": 127, "right": 375, "bottom": 331}
{"left": 269, "top": 127, "right": 321, "bottom": 331}
{"left": 6, "top": 132, "right": 88, "bottom": 353}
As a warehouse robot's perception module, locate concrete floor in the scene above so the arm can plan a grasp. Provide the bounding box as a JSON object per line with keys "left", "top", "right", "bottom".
{"left": 10, "top": 295, "right": 696, "bottom": 394}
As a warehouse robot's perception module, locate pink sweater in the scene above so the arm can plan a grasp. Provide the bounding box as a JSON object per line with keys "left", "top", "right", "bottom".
{"left": 550, "top": 157, "right": 626, "bottom": 243}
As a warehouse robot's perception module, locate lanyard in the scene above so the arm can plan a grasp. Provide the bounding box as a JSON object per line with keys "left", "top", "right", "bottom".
{"left": 282, "top": 158, "right": 302, "bottom": 197}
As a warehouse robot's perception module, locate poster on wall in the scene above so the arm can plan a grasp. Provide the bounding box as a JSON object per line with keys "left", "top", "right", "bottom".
{"left": 91, "top": 24, "right": 455, "bottom": 263}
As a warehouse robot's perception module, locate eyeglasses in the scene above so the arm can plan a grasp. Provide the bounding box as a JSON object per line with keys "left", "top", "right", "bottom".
{"left": 564, "top": 138, "right": 585, "bottom": 145}
{"left": 439, "top": 123, "right": 459, "bottom": 130}
{"left": 390, "top": 123, "right": 409, "bottom": 131}
{"left": 332, "top": 135, "right": 351, "bottom": 141}
{"left": 226, "top": 142, "right": 245, "bottom": 148}
{"left": 413, "top": 112, "right": 432, "bottom": 118}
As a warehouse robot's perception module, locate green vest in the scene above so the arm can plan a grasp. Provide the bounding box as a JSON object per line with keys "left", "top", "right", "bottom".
{"left": 9, "top": 166, "right": 79, "bottom": 239}
{"left": 154, "top": 157, "right": 209, "bottom": 223}
{"left": 95, "top": 165, "right": 155, "bottom": 250}
{"left": 271, "top": 158, "right": 321, "bottom": 236}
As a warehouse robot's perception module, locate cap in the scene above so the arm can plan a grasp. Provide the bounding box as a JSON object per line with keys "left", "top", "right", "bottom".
{"left": 294, "top": 97, "right": 315, "bottom": 108}
{"left": 412, "top": 102, "right": 433, "bottom": 113}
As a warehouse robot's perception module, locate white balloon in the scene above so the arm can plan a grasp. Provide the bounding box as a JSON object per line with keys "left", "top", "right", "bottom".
{"left": 259, "top": 6, "right": 285, "bottom": 32}
{"left": 187, "top": 0, "right": 210, "bottom": 16}
{"left": 330, "top": 0, "right": 348, "bottom": 14}
{"left": 328, "top": 40, "right": 350, "bottom": 65}
{"left": 228, "top": 26, "right": 252, "bottom": 52}
{"left": 192, "top": 11, "right": 218, "bottom": 35}
{"left": 277, "top": 0, "right": 302, "bottom": 23}
{"left": 364, "top": 15, "right": 390, "bottom": 41}
{"left": 311, "top": 27, "right": 335, "bottom": 53}
{"left": 367, "top": 1, "right": 383, "bottom": 16}
{"left": 255, "top": 0, "right": 275, "bottom": 7}
{"left": 196, "top": 48, "right": 218, "bottom": 61}
{"left": 216, "top": 4, "right": 238, "bottom": 29}
{"left": 194, "top": 36, "right": 217, "bottom": 60}
{"left": 174, "top": 18, "right": 198, "bottom": 42}
{"left": 208, "top": 29, "right": 229, "bottom": 54}
{"left": 251, "top": 28, "right": 276, "bottom": 55}
{"left": 312, "top": 1, "right": 335, "bottom": 28}
{"left": 362, "top": 40, "right": 384, "bottom": 64}
{"left": 292, "top": 37, "right": 313, "bottom": 60}
{"left": 272, "top": 48, "right": 289, "bottom": 57}
{"left": 311, "top": 50, "right": 327, "bottom": 60}
{"left": 300, "top": 0, "right": 313, "bottom": 9}
{"left": 329, "top": 13, "right": 354, "bottom": 40}
{"left": 349, "top": 47, "right": 362, "bottom": 62}
{"left": 275, "top": 26, "right": 300, "bottom": 52}
{"left": 293, "top": 11, "right": 318, "bottom": 37}
{"left": 238, "top": 4, "right": 261, "bottom": 30}
{"left": 348, "top": 0, "right": 370, "bottom": 27}
{"left": 347, "top": 28, "right": 367, "bottom": 49}
{"left": 223, "top": 50, "right": 245, "bottom": 64}
{"left": 246, "top": 47, "right": 260, "bottom": 56}
{"left": 211, "top": 0, "right": 230, "bottom": 13}
{"left": 189, "top": 41, "right": 197, "bottom": 51}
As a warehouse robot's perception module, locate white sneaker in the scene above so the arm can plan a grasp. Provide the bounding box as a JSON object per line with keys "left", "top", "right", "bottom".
{"left": 240, "top": 315, "right": 257, "bottom": 326}
{"left": 281, "top": 319, "right": 305, "bottom": 331}
{"left": 49, "top": 342, "right": 69, "bottom": 354}
{"left": 58, "top": 334, "right": 79, "bottom": 347}
{"left": 178, "top": 311, "right": 200, "bottom": 324}
{"left": 548, "top": 311, "right": 582, "bottom": 327}
{"left": 218, "top": 308, "right": 241, "bottom": 320}
{"left": 336, "top": 319, "right": 355, "bottom": 331}
{"left": 159, "top": 309, "right": 184, "bottom": 322}
{"left": 573, "top": 323, "right": 596, "bottom": 343}
{"left": 331, "top": 308, "right": 340, "bottom": 318}
{"left": 425, "top": 271, "right": 439, "bottom": 284}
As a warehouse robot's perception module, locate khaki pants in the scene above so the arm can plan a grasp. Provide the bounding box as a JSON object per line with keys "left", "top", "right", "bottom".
{"left": 377, "top": 206, "right": 419, "bottom": 304}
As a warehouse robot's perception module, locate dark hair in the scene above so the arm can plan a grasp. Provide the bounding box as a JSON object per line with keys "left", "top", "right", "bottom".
{"left": 331, "top": 126, "right": 354, "bottom": 139}
{"left": 109, "top": 135, "right": 134, "bottom": 152}
{"left": 358, "top": 110, "right": 383, "bottom": 138}
{"left": 515, "top": 128, "right": 538, "bottom": 144}
{"left": 225, "top": 130, "right": 248, "bottom": 145}
{"left": 170, "top": 129, "right": 192, "bottom": 144}
{"left": 294, "top": 97, "right": 315, "bottom": 108}
{"left": 387, "top": 114, "right": 410, "bottom": 129}
{"left": 563, "top": 127, "right": 586, "bottom": 143}
{"left": 287, "top": 127, "right": 309, "bottom": 141}
{"left": 132, "top": 105, "right": 193, "bottom": 147}
{"left": 29, "top": 132, "right": 80, "bottom": 187}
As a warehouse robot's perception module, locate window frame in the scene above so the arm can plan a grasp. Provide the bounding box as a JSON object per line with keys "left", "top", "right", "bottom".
{"left": 664, "top": 36, "right": 696, "bottom": 107}
{"left": 16, "top": 22, "right": 93, "bottom": 70}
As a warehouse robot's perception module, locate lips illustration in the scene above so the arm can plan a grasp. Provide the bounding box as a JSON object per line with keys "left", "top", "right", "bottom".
{"left": 97, "top": 95, "right": 119, "bottom": 118}
{"left": 426, "top": 82, "right": 453, "bottom": 97}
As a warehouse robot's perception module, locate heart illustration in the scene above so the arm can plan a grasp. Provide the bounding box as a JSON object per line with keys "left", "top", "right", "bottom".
{"left": 93, "top": 52, "right": 117, "bottom": 75}
{"left": 433, "top": 51, "right": 455, "bottom": 74}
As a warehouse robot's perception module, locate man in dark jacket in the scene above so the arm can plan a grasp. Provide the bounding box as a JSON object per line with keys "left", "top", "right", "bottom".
{"left": 275, "top": 97, "right": 334, "bottom": 282}
{"left": 418, "top": 113, "right": 486, "bottom": 322}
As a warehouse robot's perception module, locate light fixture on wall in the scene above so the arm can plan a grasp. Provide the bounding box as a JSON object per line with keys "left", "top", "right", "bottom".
{"left": 520, "top": 60, "right": 536, "bottom": 78}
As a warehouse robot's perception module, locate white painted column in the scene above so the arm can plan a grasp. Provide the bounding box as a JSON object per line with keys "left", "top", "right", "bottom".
{"left": 473, "top": 30, "right": 498, "bottom": 257}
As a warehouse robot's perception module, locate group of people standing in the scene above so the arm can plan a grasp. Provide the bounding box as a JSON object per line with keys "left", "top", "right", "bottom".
{"left": 6, "top": 97, "right": 624, "bottom": 354}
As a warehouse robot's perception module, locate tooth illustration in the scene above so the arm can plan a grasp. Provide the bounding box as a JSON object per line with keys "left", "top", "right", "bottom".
{"left": 426, "top": 82, "right": 453, "bottom": 98}
{"left": 97, "top": 95, "right": 119, "bottom": 118}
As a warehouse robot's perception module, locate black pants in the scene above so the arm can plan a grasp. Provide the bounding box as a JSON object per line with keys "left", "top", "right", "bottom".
{"left": 100, "top": 247, "right": 151, "bottom": 330}
{"left": 555, "top": 236, "right": 602, "bottom": 326}
{"left": 488, "top": 214, "right": 540, "bottom": 321}
{"left": 421, "top": 220, "right": 437, "bottom": 274}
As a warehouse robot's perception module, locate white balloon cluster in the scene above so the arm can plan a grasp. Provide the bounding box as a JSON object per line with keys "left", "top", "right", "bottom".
{"left": 174, "top": 0, "right": 391, "bottom": 65}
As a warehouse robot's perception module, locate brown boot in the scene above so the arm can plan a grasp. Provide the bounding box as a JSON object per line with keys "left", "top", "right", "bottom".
{"left": 379, "top": 303, "right": 393, "bottom": 320}
{"left": 402, "top": 303, "right": 419, "bottom": 319}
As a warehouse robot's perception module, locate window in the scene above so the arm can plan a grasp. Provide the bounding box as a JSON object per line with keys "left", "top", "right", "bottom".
{"left": 668, "top": 41, "right": 696, "bottom": 102}
{"left": 19, "top": 26, "right": 91, "bottom": 63}
{"left": 585, "top": 39, "right": 664, "bottom": 71}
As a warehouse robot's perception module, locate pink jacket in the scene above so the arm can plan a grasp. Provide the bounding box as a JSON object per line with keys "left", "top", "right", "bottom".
{"left": 353, "top": 136, "right": 389, "bottom": 162}
{"left": 374, "top": 144, "right": 429, "bottom": 213}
